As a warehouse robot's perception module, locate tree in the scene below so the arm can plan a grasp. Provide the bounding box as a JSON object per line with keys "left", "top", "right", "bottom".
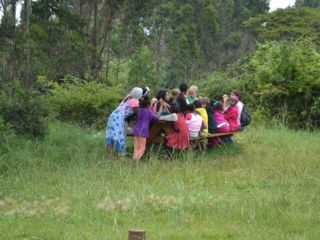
{"left": 128, "top": 45, "right": 156, "bottom": 89}
{"left": 23, "top": 0, "right": 31, "bottom": 88}
{"left": 243, "top": 7, "right": 320, "bottom": 45}
{"left": 296, "top": 0, "right": 320, "bottom": 8}
{"left": 241, "top": 39, "right": 320, "bottom": 128}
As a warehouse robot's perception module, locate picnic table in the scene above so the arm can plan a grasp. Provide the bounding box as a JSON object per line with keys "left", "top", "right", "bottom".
{"left": 128, "top": 120, "right": 239, "bottom": 147}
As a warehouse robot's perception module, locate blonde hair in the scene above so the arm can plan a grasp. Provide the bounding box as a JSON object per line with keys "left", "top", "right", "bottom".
{"left": 201, "top": 97, "right": 210, "bottom": 105}
{"left": 171, "top": 88, "right": 180, "bottom": 97}
{"left": 188, "top": 85, "right": 198, "bottom": 95}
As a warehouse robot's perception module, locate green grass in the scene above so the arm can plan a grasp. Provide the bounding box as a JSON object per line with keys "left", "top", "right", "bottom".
{"left": 0, "top": 121, "right": 319, "bottom": 239}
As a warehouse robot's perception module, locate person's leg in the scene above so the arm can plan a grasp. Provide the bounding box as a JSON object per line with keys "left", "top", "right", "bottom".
{"left": 217, "top": 125, "right": 233, "bottom": 144}
{"left": 107, "top": 144, "right": 114, "bottom": 157}
{"left": 238, "top": 125, "right": 245, "bottom": 131}
{"left": 133, "top": 136, "right": 139, "bottom": 160}
{"left": 135, "top": 137, "right": 146, "bottom": 160}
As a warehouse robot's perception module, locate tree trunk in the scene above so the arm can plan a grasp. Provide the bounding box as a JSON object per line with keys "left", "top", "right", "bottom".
{"left": 79, "top": 0, "right": 83, "bottom": 36}
{"left": 0, "top": 0, "right": 8, "bottom": 32}
{"left": 155, "top": 29, "right": 163, "bottom": 89}
{"left": 79, "top": 0, "right": 85, "bottom": 79}
{"left": 0, "top": 0, "right": 8, "bottom": 81}
{"left": 23, "top": 0, "right": 31, "bottom": 88}
{"left": 91, "top": 0, "right": 98, "bottom": 75}
{"left": 105, "top": 32, "right": 111, "bottom": 83}
{"left": 11, "top": 0, "right": 17, "bottom": 81}
{"left": 92, "top": 8, "right": 114, "bottom": 81}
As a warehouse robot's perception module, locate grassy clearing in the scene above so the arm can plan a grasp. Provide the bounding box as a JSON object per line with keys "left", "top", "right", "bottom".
{"left": 0, "top": 121, "right": 319, "bottom": 239}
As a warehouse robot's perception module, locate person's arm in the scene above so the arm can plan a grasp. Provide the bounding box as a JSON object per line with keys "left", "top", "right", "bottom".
{"left": 185, "top": 113, "right": 192, "bottom": 121}
{"left": 224, "top": 108, "right": 237, "bottom": 120}
{"left": 133, "top": 107, "right": 139, "bottom": 118}
{"left": 151, "top": 111, "right": 160, "bottom": 121}
{"left": 159, "top": 113, "right": 178, "bottom": 122}
{"left": 150, "top": 98, "right": 158, "bottom": 112}
{"left": 201, "top": 120, "right": 207, "bottom": 130}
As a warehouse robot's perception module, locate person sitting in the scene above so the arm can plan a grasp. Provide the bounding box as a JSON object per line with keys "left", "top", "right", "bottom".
{"left": 194, "top": 99, "right": 208, "bottom": 134}
{"left": 185, "top": 104, "right": 206, "bottom": 138}
{"left": 224, "top": 96, "right": 239, "bottom": 132}
{"left": 176, "top": 83, "right": 188, "bottom": 114}
{"left": 187, "top": 85, "right": 198, "bottom": 104}
{"left": 132, "top": 97, "right": 160, "bottom": 161}
{"left": 208, "top": 101, "right": 230, "bottom": 147}
{"left": 214, "top": 101, "right": 230, "bottom": 133}
{"left": 168, "top": 88, "right": 180, "bottom": 106}
{"left": 142, "top": 87, "right": 151, "bottom": 97}
{"left": 231, "top": 89, "right": 246, "bottom": 131}
{"left": 202, "top": 97, "right": 218, "bottom": 134}
{"left": 166, "top": 103, "right": 190, "bottom": 154}
{"left": 151, "top": 90, "right": 171, "bottom": 116}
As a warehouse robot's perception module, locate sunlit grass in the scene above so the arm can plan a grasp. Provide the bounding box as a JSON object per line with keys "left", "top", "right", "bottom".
{"left": 0, "top": 121, "right": 319, "bottom": 239}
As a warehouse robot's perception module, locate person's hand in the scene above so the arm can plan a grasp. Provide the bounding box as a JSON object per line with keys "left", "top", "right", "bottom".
{"left": 159, "top": 98, "right": 165, "bottom": 106}
{"left": 223, "top": 94, "right": 229, "bottom": 102}
{"left": 151, "top": 98, "right": 158, "bottom": 106}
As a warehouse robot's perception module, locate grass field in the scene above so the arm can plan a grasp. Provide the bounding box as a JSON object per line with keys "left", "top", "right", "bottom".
{"left": 0, "top": 121, "right": 319, "bottom": 239}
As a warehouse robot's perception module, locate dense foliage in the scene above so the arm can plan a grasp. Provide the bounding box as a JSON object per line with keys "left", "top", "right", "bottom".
{"left": 0, "top": 84, "right": 49, "bottom": 137}
{"left": 49, "top": 76, "right": 122, "bottom": 128}
{"left": 194, "top": 71, "right": 239, "bottom": 101}
{"left": 241, "top": 39, "right": 320, "bottom": 128}
{"left": 0, "top": 0, "right": 269, "bottom": 88}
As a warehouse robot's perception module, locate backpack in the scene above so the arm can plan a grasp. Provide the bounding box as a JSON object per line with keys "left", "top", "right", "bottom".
{"left": 240, "top": 105, "right": 251, "bottom": 126}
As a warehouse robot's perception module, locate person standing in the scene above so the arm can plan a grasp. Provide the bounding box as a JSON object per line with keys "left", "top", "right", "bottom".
{"left": 132, "top": 97, "right": 160, "bottom": 160}
{"left": 105, "top": 87, "right": 143, "bottom": 157}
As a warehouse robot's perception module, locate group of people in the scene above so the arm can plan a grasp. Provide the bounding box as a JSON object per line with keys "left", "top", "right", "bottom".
{"left": 105, "top": 84, "right": 247, "bottom": 160}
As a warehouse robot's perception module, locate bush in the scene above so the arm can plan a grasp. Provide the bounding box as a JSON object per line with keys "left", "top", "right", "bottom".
{"left": 195, "top": 71, "right": 240, "bottom": 100}
{"left": 0, "top": 116, "right": 10, "bottom": 134}
{"left": 240, "top": 39, "right": 320, "bottom": 128}
{"left": 49, "top": 76, "right": 122, "bottom": 128}
{"left": 0, "top": 83, "right": 49, "bottom": 138}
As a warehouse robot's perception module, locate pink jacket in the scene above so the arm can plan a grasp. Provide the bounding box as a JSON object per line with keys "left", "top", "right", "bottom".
{"left": 214, "top": 110, "right": 229, "bottom": 128}
{"left": 224, "top": 106, "right": 239, "bottom": 132}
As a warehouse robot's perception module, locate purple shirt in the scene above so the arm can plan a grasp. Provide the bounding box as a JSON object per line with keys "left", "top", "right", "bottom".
{"left": 133, "top": 108, "right": 160, "bottom": 138}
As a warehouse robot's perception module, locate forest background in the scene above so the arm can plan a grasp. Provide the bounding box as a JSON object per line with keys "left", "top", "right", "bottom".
{"left": 1, "top": 0, "right": 320, "bottom": 137}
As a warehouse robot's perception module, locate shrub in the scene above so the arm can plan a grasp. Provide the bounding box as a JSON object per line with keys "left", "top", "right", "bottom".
{"left": 240, "top": 39, "right": 320, "bottom": 128}
{"left": 49, "top": 76, "right": 122, "bottom": 128}
{"left": 0, "top": 83, "right": 49, "bottom": 138}
{"left": 195, "top": 71, "right": 240, "bottom": 100}
{"left": 0, "top": 116, "right": 10, "bottom": 133}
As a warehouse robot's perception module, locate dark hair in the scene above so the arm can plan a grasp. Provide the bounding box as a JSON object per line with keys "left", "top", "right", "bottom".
{"left": 187, "top": 104, "right": 195, "bottom": 112}
{"left": 215, "top": 101, "right": 224, "bottom": 111}
{"left": 142, "top": 87, "right": 150, "bottom": 96}
{"left": 156, "top": 90, "right": 168, "bottom": 101}
{"left": 140, "top": 96, "right": 151, "bottom": 108}
{"left": 232, "top": 90, "right": 241, "bottom": 100}
{"left": 171, "top": 103, "right": 181, "bottom": 113}
{"left": 194, "top": 100, "right": 202, "bottom": 108}
{"left": 179, "top": 83, "right": 188, "bottom": 93}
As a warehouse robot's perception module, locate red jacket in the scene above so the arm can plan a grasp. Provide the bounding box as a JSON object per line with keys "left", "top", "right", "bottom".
{"left": 224, "top": 106, "right": 239, "bottom": 132}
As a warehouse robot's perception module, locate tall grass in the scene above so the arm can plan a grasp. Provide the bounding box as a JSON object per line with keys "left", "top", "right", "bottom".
{"left": 0, "top": 121, "right": 319, "bottom": 239}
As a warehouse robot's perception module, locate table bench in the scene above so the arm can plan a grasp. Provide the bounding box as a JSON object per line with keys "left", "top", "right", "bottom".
{"left": 127, "top": 121, "right": 240, "bottom": 150}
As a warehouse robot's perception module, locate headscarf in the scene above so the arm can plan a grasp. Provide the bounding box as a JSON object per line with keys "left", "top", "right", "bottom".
{"left": 230, "top": 95, "right": 239, "bottom": 104}
{"left": 130, "top": 87, "right": 143, "bottom": 100}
